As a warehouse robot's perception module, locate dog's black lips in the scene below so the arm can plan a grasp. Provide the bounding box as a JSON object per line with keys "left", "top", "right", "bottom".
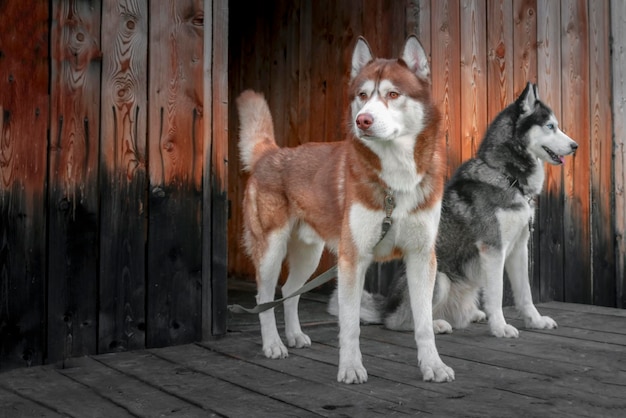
{"left": 542, "top": 146, "right": 562, "bottom": 164}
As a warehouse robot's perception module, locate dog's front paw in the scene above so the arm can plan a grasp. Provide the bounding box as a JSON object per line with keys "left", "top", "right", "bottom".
{"left": 490, "top": 323, "right": 519, "bottom": 338}
{"left": 263, "top": 339, "right": 289, "bottom": 359}
{"left": 420, "top": 359, "right": 455, "bottom": 382}
{"left": 526, "top": 315, "right": 557, "bottom": 330}
{"left": 286, "top": 331, "right": 311, "bottom": 348}
{"left": 433, "top": 319, "right": 452, "bottom": 334}
{"left": 337, "top": 362, "right": 368, "bottom": 384}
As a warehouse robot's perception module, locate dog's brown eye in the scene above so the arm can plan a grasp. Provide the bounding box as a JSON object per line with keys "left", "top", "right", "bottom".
{"left": 388, "top": 91, "right": 399, "bottom": 99}
{"left": 359, "top": 92, "right": 368, "bottom": 100}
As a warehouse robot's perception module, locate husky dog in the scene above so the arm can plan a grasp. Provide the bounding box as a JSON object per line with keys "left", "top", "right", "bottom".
{"left": 330, "top": 83, "right": 578, "bottom": 338}
{"left": 236, "top": 36, "right": 454, "bottom": 384}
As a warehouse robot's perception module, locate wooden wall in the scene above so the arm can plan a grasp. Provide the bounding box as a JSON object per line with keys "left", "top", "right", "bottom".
{"left": 0, "top": 0, "right": 228, "bottom": 371}
{"left": 228, "top": 0, "right": 625, "bottom": 308}
{"left": 0, "top": 1, "right": 49, "bottom": 369}
{"left": 612, "top": 0, "right": 626, "bottom": 309}
{"left": 1, "top": 0, "right": 624, "bottom": 371}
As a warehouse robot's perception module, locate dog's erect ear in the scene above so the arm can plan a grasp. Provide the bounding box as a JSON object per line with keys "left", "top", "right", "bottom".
{"left": 520, "top": 82, "right": 539, "bottom": 116}
{"left": 351, "top": 37, "right": 373, "bottom": 80}
{"left": 401, "top": 35, "right": 430, "bottom": 80}
{"left": 532, "top": 83, "right": 540, "bottom": 101}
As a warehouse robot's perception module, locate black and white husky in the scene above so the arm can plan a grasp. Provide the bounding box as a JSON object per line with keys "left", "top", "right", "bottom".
{"left": 329, "top": 83, "right": 578, "bottom": 338}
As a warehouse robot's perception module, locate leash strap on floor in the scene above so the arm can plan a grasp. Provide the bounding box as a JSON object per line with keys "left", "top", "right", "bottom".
{"left": 228, "top": 265, "right": 339, "bottom": 314}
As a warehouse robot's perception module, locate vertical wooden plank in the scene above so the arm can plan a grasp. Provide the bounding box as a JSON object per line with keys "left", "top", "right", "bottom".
{"left": 0, "top": 1, "right": 49, "bottom": 369}
{"left": 486, "top": 0, "right": 513, "bottom": 120}
{"left": 324, "top": 0, "right": 352, "bottom": 145}
{"left": 267, "top": 1, "right": 288, "bottom": 148}
{"left": 306, "top": 2, "right": 333, "bottom": 276}
{"left": 561, "top": 0, "right": 591, "bottom": 304}
{"left": 147, "top": 0, "right": 205, "bottom": 347}
{"left": 48, "top": 0, "right": 102, "bottom": 364}
{"left": 391, "top": 0, "right": 410, "bottom": 49}
{"left": 362, "top": 0, "right": 387, "bottom": 54}
{"left": 513, "top": 0, "right": 537, "bottom": 91}
{"left": 611, "top": 0, "right": 626, "bottom": 308}
{"left": 486, "top": 2, "right": 514, "bottom": 303}
{"left": 588, "top": 0, "right": 614, "bottom": 306}
{"left": 226, "top": 0, "right": 261, "bottom": 282}
{"left": 431, "top": 0, "right": 462, "bottom": 178}
{"left": 414, "top": 0, "right": 431, "bottom": 52}
{"left": 309, "top": 2, "right": 330, "bottom": 146}
{"left": 207, "top": 0, "right": 229, "bottom": 337}
{"left": 285, "top": 1, "right": 302, "bottom": 146}
{"left": 537, "top": 0, "right": 565, "bottom": 302}
{"left": 202, "top": 0, "right": 214, "bottom": 342}
{"left": 512, "top": 0, "right": 538, "bottom": 303}
{"left": 297, "top": 0, "right": 312, "bottom": 148}
{"left": 98, "top": 0, "right": 148, "bottom": 353}
{"left": 460, "top": 0, "right": 487, "bottom": 162}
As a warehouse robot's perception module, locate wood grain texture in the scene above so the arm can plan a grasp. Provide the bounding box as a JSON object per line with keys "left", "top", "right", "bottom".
{"left": 431, "top": 0, "right": 462, "bottom": 178}
{"left": 208, "top": 0, "right": 229, "bottom": 337}
{"left": 3, "top": 299, "right": 626, "bottom": 416}
{"left": 226, "top": 0, "right": 260, "bottom": 282}
{"left": 588, "top": 0, "right": 614, "bottom": 306}
{"left": 48, "top": 0, "right": 102, "bottom": 364}
{"left": 611, "top": 0, "right": 626, "bottom": 309}
{"left": 460, "top": 0, "right": 487, "bottom": 162}
{"left": 414, "top": 0, "right": 431, "bottom": 53}
{"left": 98, "top": 0, "right": 148, "bottom": 354}
{"left": 501, "top": 0, "right": 535, "bottom": 302}
{"left": 146, "top": 0, "right": 205, "bottom": 348}
{"left": 202, "top": 0, "right": 215, "bottom": 341}
{"left": 533, "top": 0, "right": 571, "bottom": 301}
{"left": 0, "top": 1, "right": 49, "bottom": 370}
{"left": 486, "top": 0, "right": 514, "bottom": 120}
{"left": 561, "top": 0, "right": 591, "bottom": 304}
{"left": 513, "top": 0, "right": 538, "bottom": 90}
{"left": 537, "top": 0, "right": 564, "bottom": 302}
{"left": 225, "top": 0, "right": 619, "bottom": 310}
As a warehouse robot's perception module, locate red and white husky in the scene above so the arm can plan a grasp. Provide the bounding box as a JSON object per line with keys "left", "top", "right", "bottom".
{"left": 236, "top": 36, "right": 454, "bottom": 384}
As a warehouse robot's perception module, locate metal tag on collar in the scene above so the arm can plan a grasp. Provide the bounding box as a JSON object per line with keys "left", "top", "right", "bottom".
{"left": 381, "top": 217, "right": 392, "bottom": 235}
{"left": 384, "top": 191, "right": 395, "bottom": 216}
{"left": 378, "top": 189, "right": 395, "bottom": 243}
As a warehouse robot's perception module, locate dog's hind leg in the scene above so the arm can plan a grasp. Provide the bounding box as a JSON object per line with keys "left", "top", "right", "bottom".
{"left": 505, "top": 234, "right": 557, "bottom": 330}
{"left": 432, "top": 272, "right": 452, "bottom": 334}
{"left": 256, "top": 226, "right": 291, "bottom": 359}
{"left": 282, "top": 235, "right": 324, "bottom": 349}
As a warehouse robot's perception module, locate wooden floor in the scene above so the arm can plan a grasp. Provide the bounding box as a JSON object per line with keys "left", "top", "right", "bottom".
{"left": 1, "top": 286, "right": 626, "bottom": 417}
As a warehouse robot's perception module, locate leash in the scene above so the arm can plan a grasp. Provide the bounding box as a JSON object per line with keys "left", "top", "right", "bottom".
{"left": 228, "top": 189, "right": 396, "bottom": 315}
{"left": 228, "top": 265, "right": 339, "bottom": 314}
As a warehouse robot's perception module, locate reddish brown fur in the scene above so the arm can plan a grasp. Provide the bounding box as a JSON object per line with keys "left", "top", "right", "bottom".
{"left": 240, "top": 64, "right": 444, "bottom": 270}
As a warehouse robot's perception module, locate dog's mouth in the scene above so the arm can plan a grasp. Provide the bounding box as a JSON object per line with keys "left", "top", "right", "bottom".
{"left": 542, "top": 146, "right": 565, "bottom": 165}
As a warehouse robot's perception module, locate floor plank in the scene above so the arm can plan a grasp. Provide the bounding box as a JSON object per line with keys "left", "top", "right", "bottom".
{"left": 0, "top": 387, "right": 63, "bottom": 418}
{"left": 160, "top": 342, "right": 418, "bottom": 416}
{"left": 2, "top": 299, "right": 626, "bottom": 417}
{"left": 97, "top": 350, "right": 305, "bottom": 417}
{"left": 58, "top": 356, "right": 210, "bottom": 417}
{"left": 539, "top": 301, "right": 626, "bottom": 317}
{"left": 0, "top": 365, "right": 134, "bottom": 417}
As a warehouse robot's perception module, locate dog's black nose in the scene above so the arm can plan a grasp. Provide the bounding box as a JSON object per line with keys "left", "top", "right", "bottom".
{"left": 571, "top": 142, "right": 578, "bottom": 151}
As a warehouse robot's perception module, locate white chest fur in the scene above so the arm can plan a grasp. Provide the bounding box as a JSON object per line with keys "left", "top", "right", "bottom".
{"left": 349, "top": 196, "right": 441, "bottom": 258}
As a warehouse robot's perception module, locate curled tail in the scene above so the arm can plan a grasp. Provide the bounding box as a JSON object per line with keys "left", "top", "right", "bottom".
{"left": 236, "top": 90, "right": 278, "bottom": 172}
